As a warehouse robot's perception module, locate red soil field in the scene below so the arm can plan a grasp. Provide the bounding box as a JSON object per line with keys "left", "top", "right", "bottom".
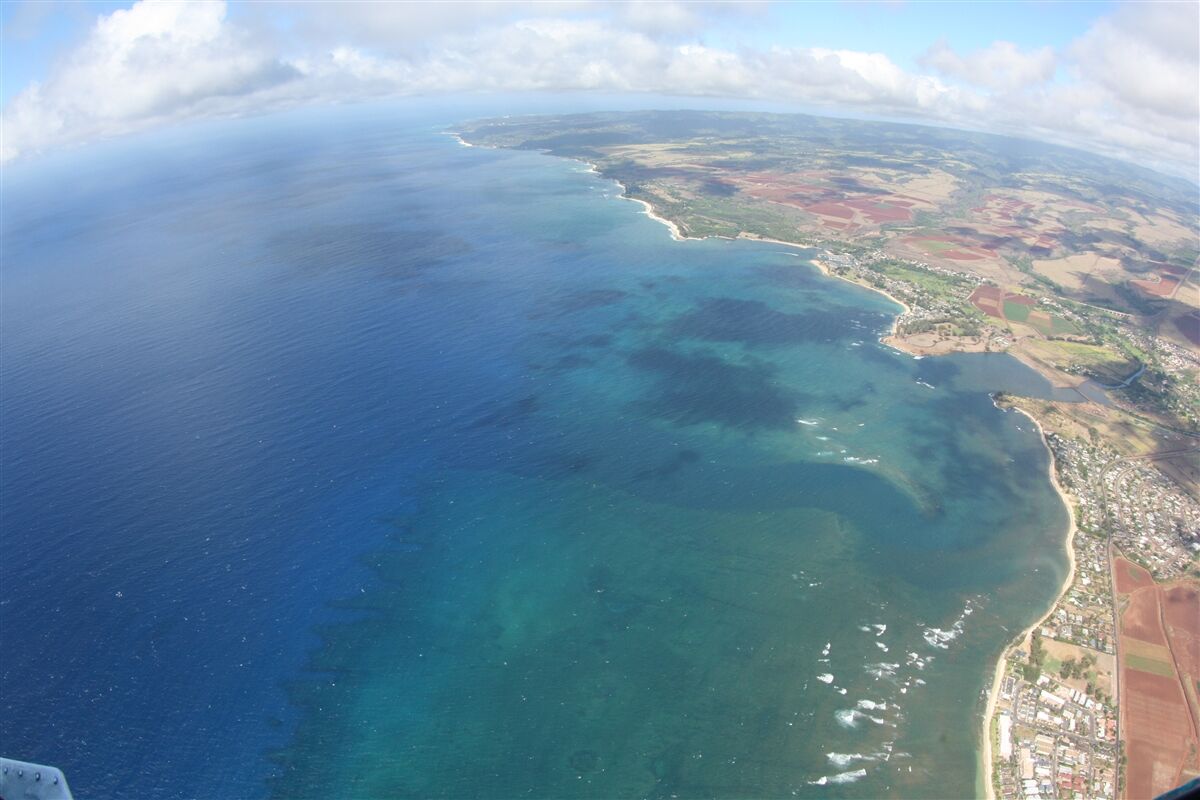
{"left": 969, "top": 289, "right": 1004, "bottom": 319}
{"left": 1115, "top": 558, "right": 1154, "bottom": 594}
{"left": 1132, "top": 275, "right": 1180, "bottom": 297}
{"left": 806, "top": 202, "right": 855, "bottom": 219}
{"left": 864, "top": 207, "right": 912, "bottom": 223}
{"left": 843, "top": 199, "right": 912, "bottom": 223}
{"left": 1122, "top": 669, "right": 1196, "bottom": 800}
{"left": 941, "top": 249, "right": 986, "bottom": 260}
{"left": 1117, "top": 563, "right": 1200, "bottom": 798}
{"left": 1164, "top": 586, "right": 1200, "bottom": 678}
{"left": 1122, "top": 587, "right": 1167, "bottom": 645}
{"left": 1006, "top": 295, "right": 1036, "bottom": 306}
{"left": 1165, "top": 586, "right": 1200, "bottom": 635}
{"left": 1154, "top": 262, "right": 1187, "bottom": 276}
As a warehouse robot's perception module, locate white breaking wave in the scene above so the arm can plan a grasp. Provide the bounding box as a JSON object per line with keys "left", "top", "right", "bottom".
{"left": 835, "top": 709, "right": 859, "bottom": 728}
{"left": 807, "top": 768, "right": 868, "bottom": 786}
{"left": 836, "top": 709, "right": 886, "bottom": 728}
{"left": 875, "top": 641, "right": 889, "bottom": 652}
{"left": 865, "top": 662, "right": 901, "bottom": 680}
{"left": 922, "top": 600, "right": 975, "bottom": 650}
{"left": 856, "top": 699, "right": 887, "bottom": 711}
{"left": 817, "top": 673, "right": 835, "bottom": 684}
{"left": 797, "top": 418, "right": 820, "bottom": 426}
{"left": 821, "top": 642, "right": 832, "bottom": 657}
{"left": 873, "top": 624, "right": 887, "bottom": 636}
{"left": 827, "top": 752, "right": 871, "bottom": 768}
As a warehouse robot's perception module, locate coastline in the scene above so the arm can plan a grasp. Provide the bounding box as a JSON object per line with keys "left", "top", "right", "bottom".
{"left": 621, "top": 191, "right": 688, "bottom": 241}
{"left": 978, "top": 405, "right": 1079, "bottom": 800}
{"left": 619, "top": 187, "right": 1077, "bottom": 800}
{"left": 457, "top": 137, "right": 1083, "bottom": 796}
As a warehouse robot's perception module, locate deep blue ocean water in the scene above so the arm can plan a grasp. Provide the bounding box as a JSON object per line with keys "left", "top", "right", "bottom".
{"left": 2, "top": 106, "right": 1069, "bottom": 798}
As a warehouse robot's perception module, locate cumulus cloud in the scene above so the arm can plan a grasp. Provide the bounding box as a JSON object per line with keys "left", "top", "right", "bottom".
{"left": 920, "top": 40, "right": 1056, "bottom": 91}
{"left": 2, "top": 0, "right": 298, "bottom": 160}
{"left": 1069, "top": 1, "right": 1199, "bottom": 121}
{"left": 2, "top": 0, "right": 1197, "bottom": 177}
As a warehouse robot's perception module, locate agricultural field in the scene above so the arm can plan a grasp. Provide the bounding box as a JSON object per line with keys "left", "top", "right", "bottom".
{"left": 970, "top": 286, "right": 1080, "bottom": 337}
{"left": 463, "top": 109, "right": 1200, "bottom": 800}
{"left": 460, "top": 110, "right": 1200, "bottom": 317}
{"left": 1113, "top": 558, "right": 1200, "bottom": 799}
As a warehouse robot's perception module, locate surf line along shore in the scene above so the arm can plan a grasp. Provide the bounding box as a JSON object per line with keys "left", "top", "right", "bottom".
{"left": 454, "top": 132, "right": 1080, "bottom": 797}
{"left": 608, "top": 177, "right": 1078, "bottom": 800}
{"left": 977, "top": 407, "right": 1078, "bottom": 800}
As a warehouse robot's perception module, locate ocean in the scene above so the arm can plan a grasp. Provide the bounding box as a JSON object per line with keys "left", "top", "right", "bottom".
{"left": 1, "top": 105, "right": 1069, "bottom": 798}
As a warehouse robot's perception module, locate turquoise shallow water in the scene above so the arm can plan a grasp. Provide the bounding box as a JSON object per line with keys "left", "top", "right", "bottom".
{"left": 261, "top": 118, "right": 1070, "bottom": 797}
{"left": 2, "top": 107, "right": 1069, "bottom": 798}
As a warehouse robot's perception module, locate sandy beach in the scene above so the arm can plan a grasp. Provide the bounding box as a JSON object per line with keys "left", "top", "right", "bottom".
{"left": 731, "top": 233, "right": 916, "bottom": 336}
{"left": 627, "top": 194, "right": 1081, "bottom": 800}
{"left": 611, "top": 182, "right": 691, "bottom": 241}
{"left": 978, "top": 406, "right": 1079, "bottom": 800}
{"left": 563, "top": 161, "right": 1083, "bottom": 798}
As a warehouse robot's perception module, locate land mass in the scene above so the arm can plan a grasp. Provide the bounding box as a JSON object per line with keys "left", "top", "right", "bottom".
{"left": 456, "top": 110, "right": 1200, "bottom": 800}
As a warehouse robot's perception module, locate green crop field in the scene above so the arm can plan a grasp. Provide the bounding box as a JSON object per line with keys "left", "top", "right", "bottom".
{"left": 1003, "top": 300, "right": 1032, "bottom": 322}
{"left": 1126, "top": 653, "right": 1175, "bottom": 678}
{"left": 913, "top": 239, "right": 958, "bottom": 254}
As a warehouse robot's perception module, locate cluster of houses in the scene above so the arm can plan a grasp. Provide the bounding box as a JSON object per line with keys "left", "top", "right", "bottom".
{"left": 822, "top": 249, "right": 1008, "bottom": 343}
{"left": 1050, "top": 524, "right": 1116, "bottom": 653}
{"left": 1047, "top": 432, "right": 1199, "bottom": 580}
{"left": 993, "top": 414, "right": 1198, "bottom": 799}
{"left": 994, "top": 672, "right": 1118, "bottom": 800}
{"left": 1104, "top": 456, "right": 1200, "bottom": 579}
{"left": 1123, "top": 326, "right": 1200, "bottom": 428}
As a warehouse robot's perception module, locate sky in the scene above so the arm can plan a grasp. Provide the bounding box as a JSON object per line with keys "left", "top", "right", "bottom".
{"left": 2, "top": 0, "right": 1198, "bottom": 178}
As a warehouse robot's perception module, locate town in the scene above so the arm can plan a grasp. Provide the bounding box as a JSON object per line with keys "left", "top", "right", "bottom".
{"left": 815, "top": 248, "right": 1199, "bottom": 800}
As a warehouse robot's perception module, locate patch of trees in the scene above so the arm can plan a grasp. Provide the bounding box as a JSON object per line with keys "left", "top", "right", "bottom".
{"left": 1023, "top": 632, "right": 1047, "bottom": 681}
{"left": 1057, "top": 652, "right": 1097, "bottom": 681}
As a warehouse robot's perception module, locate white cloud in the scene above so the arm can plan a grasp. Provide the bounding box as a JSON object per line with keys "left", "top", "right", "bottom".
{"left": 2, "top": 0, "right": 1197, "bottom": 178}
{"left": 1070, "top": 2, "right": 1199, "bottom": 121}
{"left": 2, "top": 0, "right": 297, "bottom": 160}
{"left": 920, "top": 40, "right": 1056, "bottom": 91}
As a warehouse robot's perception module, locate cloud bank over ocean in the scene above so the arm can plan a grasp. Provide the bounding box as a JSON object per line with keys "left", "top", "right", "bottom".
{"left": 2, "top": 0, "right": 1196, "bottom": 176}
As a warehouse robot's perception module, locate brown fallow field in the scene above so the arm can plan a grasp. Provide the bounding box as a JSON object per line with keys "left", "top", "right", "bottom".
{"left": 1113, "top": 558, "right": 1200, "bottom": 799}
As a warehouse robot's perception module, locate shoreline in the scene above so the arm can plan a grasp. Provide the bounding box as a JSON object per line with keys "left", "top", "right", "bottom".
{"left": 978, "top": 405, "right": 1079, "bottom": 800}
{"left": 725, "top": 233, "right": 918, "bottom": 343}
{"left": 618, "top": 187, "right": 1077, "bottom": 800}
{"left": 461, "top": 138, "right": 1083, "bottom": 796}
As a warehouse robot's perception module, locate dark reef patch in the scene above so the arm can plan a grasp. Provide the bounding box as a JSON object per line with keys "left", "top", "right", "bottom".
{"left": 626, "top": 345, "right": 798, "bottom": 430}
{"left": 667, "top": 297, "right": 862, "bottom": 346}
